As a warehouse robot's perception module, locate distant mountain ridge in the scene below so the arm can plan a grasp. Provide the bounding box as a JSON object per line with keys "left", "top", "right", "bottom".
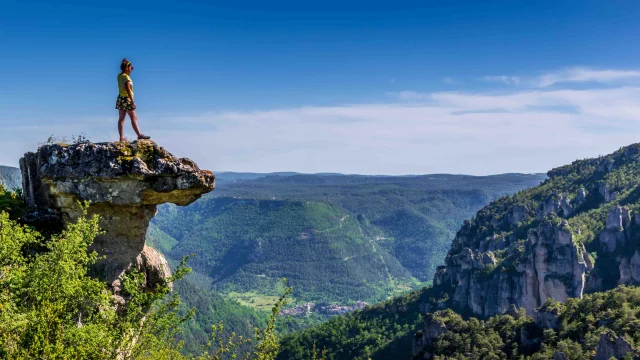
{"left": 218, "top": 171, "right": 546, "bottom": 185}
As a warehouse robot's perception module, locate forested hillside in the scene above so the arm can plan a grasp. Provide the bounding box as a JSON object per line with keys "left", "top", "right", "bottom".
{"left": 280, "top": 144, "right": 640, "bottom": 360}
{"left": 278, "top": 284, "right": 640, "bottom": 360}
{"left": 0, "top": 166, "right": 546, "bottom": 304}
{"left": 0, "top": 182, "right": 294, "bottom": 359}
{"left": 278, "top": 285, "right": 432, "bottom": 359}
{"left": 151, "top": 172, "right": 545, "bottom": 306}
{"left": 411, "top": 286, "right": 640, "bottom": 360}
{"left": 153, "top": 198, "right": 414, "bottom": 303}
{"left": 8, "top": 144, "right": 640, "bottom": 359}
{"left": 1, "top": 165, "right": 547, "bottom": 356}
{"left": 149, "top": 172, "right": 543, "bottom": 354}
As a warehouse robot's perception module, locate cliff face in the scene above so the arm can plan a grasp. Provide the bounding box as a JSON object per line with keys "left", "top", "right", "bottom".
{"left": 435, "top": 218, "right": 592, "bottom": 316}
{"left": 20, "top": 140, "right": 215, "bottom": 294}
{"left": 433, "top": 144, "right": 640, "bottom": 318}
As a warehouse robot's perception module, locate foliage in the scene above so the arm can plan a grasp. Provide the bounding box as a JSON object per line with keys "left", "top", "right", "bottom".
{"left": 150, "top": 172, "right": 544, "bottom": 306}
{"left": 0, "top": 184, "right": 26, "bottom": 219}
{"left": 0, "top": 207, "right": 119, "bottom": 359}
{"left": 279, "top": 144, "right": 640, "bottom": 359}
{"left": 145, "top": 172, "right": 543, "bottom": 355}
{"left": 0, "top": 205, "right": 293, "bottom": 360}
{"left": 414, "top": 286, "right": 640, "bottom": 360}
{"left": 278, "top": 285, "right": 439, "bottom": 360}
{"left": 154, "top": 198, "right": 413, "bottom": 304}
{"left": 425, "top": 308, "right": 535, "bottom": 360}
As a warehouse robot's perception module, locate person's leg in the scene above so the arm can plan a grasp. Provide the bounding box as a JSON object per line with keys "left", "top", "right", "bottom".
{"left": 127, "top": 110, "right": 143, "bottom": 137}
{"left": 118, "top": 110, "right": 127, "bottom": 141}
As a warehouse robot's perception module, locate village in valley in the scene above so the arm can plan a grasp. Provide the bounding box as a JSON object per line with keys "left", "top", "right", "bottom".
{"left": 280, "top": 301, "right": 369, "bottom": 317}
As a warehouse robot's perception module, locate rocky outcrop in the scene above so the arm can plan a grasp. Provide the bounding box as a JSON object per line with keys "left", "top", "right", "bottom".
{"left": 536, "top": 192, "right": 573, "bottom": 220}
{"left": 20, "top": 140, "right": 215, "bottom": 293}
{"left": 507, "top": 204, "right": 529, "bottom": 226}
{"left": 435, "top": 218, "right": 591, "bottom": 317}
{"left": 575, "top": 188, "right": 586, "bottom": 205}
{"left": 599, "top": 206, "right": 631, "bottom": 253}
{"left": 412, "top": 312, "right": 449, "bottom": 359}
{"left": 435, "top": 186, "right": 640, "bottom": 318}
{"left": 532, "top": 306, "right": 560, "bottom": 330}
{"left": 536, "top": 196, "right": 561, "bottom": 220}
{"left": 594, "top": 330, "right": 639, "bottom": 360}
{"left": 599, "top": 183, "right": 618, "bottom": 202}
{"left": 584, "top": 204, "right": 640, "bottom": 291}
{"left": 412, "top": 144, "right": 640, "bottom": 358}
{"left": 619, "top": 251, "right": 640, "bottom": 285}
{"left": 553, "top": 351, "right": 568, "bottom": 360}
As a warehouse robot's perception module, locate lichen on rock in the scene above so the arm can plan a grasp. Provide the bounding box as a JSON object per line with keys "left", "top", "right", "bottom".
{"left": 20, "top": 140, "right": 215, "bottom": 294}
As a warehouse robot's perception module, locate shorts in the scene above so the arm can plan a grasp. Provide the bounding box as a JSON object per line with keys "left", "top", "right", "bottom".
{"left": 115, "top": 95, "right": 135, "bottom": 111}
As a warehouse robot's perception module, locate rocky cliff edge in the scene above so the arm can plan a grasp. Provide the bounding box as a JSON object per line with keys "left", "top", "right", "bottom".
{"left": 20, "top": 140, "right": 215, "bottom": 295}
{"left": 433, "top": 143, "right": 640, "bottom": 318}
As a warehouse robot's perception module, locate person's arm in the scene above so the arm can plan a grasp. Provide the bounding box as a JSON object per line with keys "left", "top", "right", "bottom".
{"left": 125, "top": 81, "right": 136, "bottom": 108}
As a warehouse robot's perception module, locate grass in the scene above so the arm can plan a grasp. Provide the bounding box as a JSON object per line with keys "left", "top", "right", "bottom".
{"left": 386, "top": 279, "right": 430, "bottom": 299}
{"left": 227, "top": 291, "right": 295, "bottom": 311}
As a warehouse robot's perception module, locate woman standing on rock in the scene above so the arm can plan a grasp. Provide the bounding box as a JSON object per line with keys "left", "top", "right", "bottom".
{"left": 116, "top": 58, "right": 150, "bottom": 141}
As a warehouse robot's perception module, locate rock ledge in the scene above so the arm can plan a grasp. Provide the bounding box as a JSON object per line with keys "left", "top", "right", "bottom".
{"left": 20, "top": 140, "right": 215, "bottom": 292}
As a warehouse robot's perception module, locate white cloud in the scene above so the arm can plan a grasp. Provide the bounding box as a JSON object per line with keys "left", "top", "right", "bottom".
{"left": 142, "top": 86, "right": 640, "bottom": 176}
{"left": 4, "top": 68, "right": 640, "bottom": 176}
{"left": 538, "top": 67, "right": 640, "bottom": 87}
{"left": 479, "top": 67, "right": 640, "bottom": 88}
{"left": 443, "top": 77, "right": 456, "bottom": 84}
{"left": 482, "top": 76, "right": 521, "bottom": 85}
{"left": 387, "top": 91, "right": 429, "bottom": 101}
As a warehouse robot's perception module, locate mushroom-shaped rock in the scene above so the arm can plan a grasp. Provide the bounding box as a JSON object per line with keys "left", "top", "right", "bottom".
{"left": 20, "top": 140, "right": 215, "bottom": 291}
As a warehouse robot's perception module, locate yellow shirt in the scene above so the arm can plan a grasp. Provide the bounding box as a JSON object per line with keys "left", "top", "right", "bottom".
{"left": 117, "top": 73, "right": 134, "bottom": 98}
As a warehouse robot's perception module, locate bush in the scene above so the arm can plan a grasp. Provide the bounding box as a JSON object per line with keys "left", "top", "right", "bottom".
{"left": 0, "top": 206, "right": 292, "bottom": 359}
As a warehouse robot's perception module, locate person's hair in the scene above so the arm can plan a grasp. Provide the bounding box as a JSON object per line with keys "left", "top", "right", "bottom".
{"left": 120, "top": 58, "right": 132, "bottom": 72}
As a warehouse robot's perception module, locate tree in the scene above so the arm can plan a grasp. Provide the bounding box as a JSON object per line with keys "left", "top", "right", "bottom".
{"left": 0, "top": 199, "right": 292, "bottom": 360}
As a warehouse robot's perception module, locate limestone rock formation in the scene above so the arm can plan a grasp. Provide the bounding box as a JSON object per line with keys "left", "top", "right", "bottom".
{"left": 594, "top": 330, "right": 639, "bottom": 360}
{"left": 536, "top": 192, "right": 573, "bottom": 220}
{"left": 435, "top": 218, "right": 591, "bottom": 317}
{"left": 434, "top": 170, "right": 640, "bottom": 319}
{"left": 599, "top": 206, "right": 631, "bottom": 253}
{"left": 20, "top": 140, "right": 215, "bottom": 293}
{"left": 599, "top": 183, "right": 618, "bottom": 202}
{"left": 575, "top": 188, "right": 586, "bottom": 205}
{"left": 619, "top": 251, "right": 640, "bottom": 285}
{"left": 536, "top": 196, "right": 560, "bottom": 220}
{"left": 414, "top": 144, "right": 640, "bottom": 357}
{"left": 532, "top": 306, "right": 560, "bottom": 330}
{"left": 507, "top": 204, "right": 529, "bottom": 227}
{"left": 412, "top": 312, "right": 449, "bottom": 359}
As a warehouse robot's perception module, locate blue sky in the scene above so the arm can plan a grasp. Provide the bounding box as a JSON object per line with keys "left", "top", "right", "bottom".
{"left": 2, "top": 0, "right": 640, "bottom": 174}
